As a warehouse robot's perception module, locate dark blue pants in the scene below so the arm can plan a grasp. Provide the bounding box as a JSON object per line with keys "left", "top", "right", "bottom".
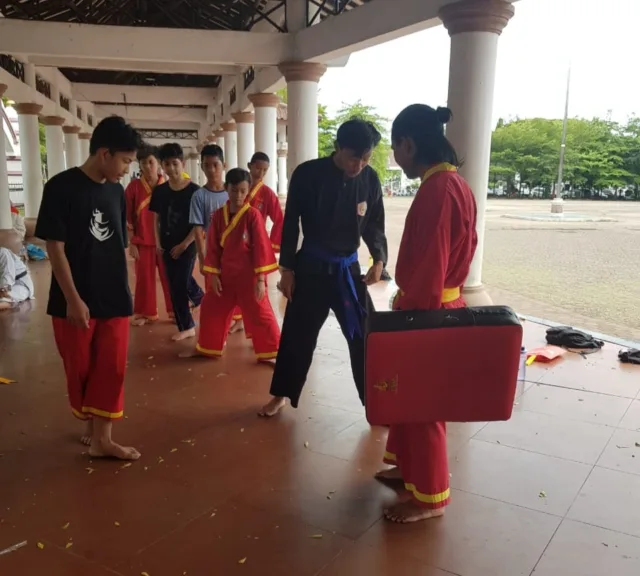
{"left": 163, "top": 248, "right": 203, "bottom": 332}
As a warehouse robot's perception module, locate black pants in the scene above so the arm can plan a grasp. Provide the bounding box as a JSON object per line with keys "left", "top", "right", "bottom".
{"left": 269, "top": 271, "right": 372, "bottom": 408}
{"left": 163, "top": 248, "right": 203, "bottom": 332}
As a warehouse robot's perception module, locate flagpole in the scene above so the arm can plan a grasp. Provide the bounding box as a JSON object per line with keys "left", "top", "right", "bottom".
{"left": 551, "top": 63, "right": 571, "bottom": 214}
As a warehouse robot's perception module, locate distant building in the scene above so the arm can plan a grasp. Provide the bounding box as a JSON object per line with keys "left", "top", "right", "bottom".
{"left": 1, "top": 101, "right": 23, "bottom": 205}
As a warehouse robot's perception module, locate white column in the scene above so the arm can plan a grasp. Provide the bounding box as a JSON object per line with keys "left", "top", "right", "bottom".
{"left": 277, "top": 120, "right": 287, "bottom": 148}
{"left": 63, "top": 125, "right": 81, "bottom": 168}
{"left": 188, "top": 153, "right": 198, "bottom": 182}
{"left": 222, "top": 123, "right": 238, "bottom": 169}
{"left": 0, "top": 84, "right": 12, "bottom": 232}
{"left": 440, "top": 0, "right": 514, "bottom": 305}
{"left": 215, "top": 130, "right": 225, "bottom": 154}
{"left": 232, "top": 112, "right": 254, "bottom": 169}
{"left": 78, "top": 132, "right": 91, "bottom": 163}
{"left": 13, "top": 103, "right": 44, "bottom": 219}
{"left": 279, "top": 62, "right": 327, "bottom": 179}
{"left": 249, "top": 93, "right": 280, "bottom": 190}
{"left": 41, "top": 116, "right": 67, "bottom": 177}
{"left": 277, "top": 149, "right": 288, "bottom": 198}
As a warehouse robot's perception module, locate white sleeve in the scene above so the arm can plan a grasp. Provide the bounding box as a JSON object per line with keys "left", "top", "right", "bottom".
{"left": 0, "top": 248, "right": 16, "bottom": 289}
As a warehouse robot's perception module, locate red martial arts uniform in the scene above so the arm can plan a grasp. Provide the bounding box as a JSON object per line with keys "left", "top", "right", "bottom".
{"left": 125, "top": 176, "right": 173, "bottom": 319}
{"left": 197, "top": 202, "right": 280, "bottom": 360}
{"left": 35, "top": 167, "right": 135, "bottom": 421}
{"left": 383, "top": 162, "right": 478, "bottom": 509}
{"left": 231, "top": 180, "right": 284, "bottom": 326}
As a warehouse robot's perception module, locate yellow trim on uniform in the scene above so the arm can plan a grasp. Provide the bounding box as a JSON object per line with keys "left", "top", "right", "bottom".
{"left": 82, "top": 406, "right": 124, "bottom": 419}
{"left": 202, "top": 265, "right": 220, "bottom": 274}
{"left": 220, "top": 202, "right": 251, "bottom": 247}
{"left": 421, "top": 162, "right": 457, "bottom": 183}
{"left": 395, "top": 286, "right": 461, "bottom": 306}
{"left": 271, "top": 244, "right": 280, "bottom": 251}
{"left": 404, "top": 484, "right": 450, "bottom": 505}
{"left": 195, "top": 343, "right": 223, "bottom": 357}
{"left": 254, "top": 262, "right": 278, "bottom": 274}
{"left": 248, "top": 180, "right": 263, "bottom": 203}
{"left": 383, "top": 450, "right": 397, "bottom": 462}
{"left": 136, "top": 195, "right": 151, "bottom": 216}
{"left": 232, "top": 314, "right": 243, "bottom": 321}
{"left": 256, "top": 351, "right": 278, "bottom": 360}
{"left": 72, "top": 407, "right": 90, "bottom": 420}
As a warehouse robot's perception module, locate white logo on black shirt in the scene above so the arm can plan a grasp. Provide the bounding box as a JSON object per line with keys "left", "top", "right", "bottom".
{"left": 89, "top": 209, "right": 114, "bottom": 242}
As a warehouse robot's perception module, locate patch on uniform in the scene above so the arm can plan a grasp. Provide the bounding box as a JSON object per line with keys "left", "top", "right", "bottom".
{"left": 242, "top": 231, "right": 249, "bottom": 242}
{"left": 357, "top": 201, "right": 367, "bottom": 216}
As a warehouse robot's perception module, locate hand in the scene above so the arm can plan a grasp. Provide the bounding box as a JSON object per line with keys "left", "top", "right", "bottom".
{"left": 156, "top": 245, "right": 164, "bottom": 257}
{"left": 0, "top": 287, "right": 10, "bottom": 300}
{"left": 170, "top": 242, "right": 186, "bottom": 259}
{"left": 67, "top": 298, "right": 90, "bottom": 329}
{"left": 255, "top": 276, "right": 266, "bottom": 302}
{"left": 129, "top": 244, "right": 139, "bottom": 260}
{"left": 279, "top": 269, "right": 295, "bottom": 301}
{"left": 363, "top": 261, "right": 384, "bottom": 285}
{"left": 209, "top": 275, "right": 222, "bottom": 296}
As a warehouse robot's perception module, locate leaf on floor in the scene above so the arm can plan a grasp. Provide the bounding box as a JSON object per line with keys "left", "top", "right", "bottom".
{"left": 62, "top": 522, "right": 70, "bottom": 530}
{"left": 114, "top": 521, "right": 121, "bottom": 527}
{"left": 65, "top": 542, "right": 73, "bottom": 549}
{"left": 304, "top": 441, "right": 309, "bottom": 448}
{"left": 121, "top": 462, "right": 132, "bottom": 469}
{"left": 170, "top": 448, "right": 178, "bottom": 453}
{"left": 86, "top": 467, "right": 95, "bottom": 475}
{"left": 310, "top": 534, "right": 324, "bottom": 539}
{"left": 238, "top": 557, "right": 247, "bottom": 564}
{"left": 36, "top": 542, "right": 44, "bottom": 550}
{"left": 0, "top": 377, "right": 16, "bottom": 385}
{"left": 538, "top": 490, "right": 547, "bottom": 498}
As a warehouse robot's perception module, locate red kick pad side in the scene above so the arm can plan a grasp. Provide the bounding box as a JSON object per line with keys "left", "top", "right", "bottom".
{"left": 365, "top": 306, "right": 523, "bottom": 425}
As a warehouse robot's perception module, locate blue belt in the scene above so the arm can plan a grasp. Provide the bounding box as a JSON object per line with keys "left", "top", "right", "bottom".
{"left": 301, "top": 244, "right": 365, "bottom": 339}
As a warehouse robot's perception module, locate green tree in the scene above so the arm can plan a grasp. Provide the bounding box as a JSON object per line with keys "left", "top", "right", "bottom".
{"left": 318, "top": 104, "right": 337, "bottom": 158}
{"left": 335, "top": 100, "right": 391, "bottom": 182}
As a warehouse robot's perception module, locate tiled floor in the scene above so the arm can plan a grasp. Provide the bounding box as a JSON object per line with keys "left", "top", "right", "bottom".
{"left": 1, "top": 262, "right": 640, "bottom": 575}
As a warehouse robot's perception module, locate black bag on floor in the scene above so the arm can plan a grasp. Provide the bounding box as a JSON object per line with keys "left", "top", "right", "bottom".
{"left": 618, "top": 348, "right": 640, "bottom": 365}
{"left": 545, "top": 326, "right": 604, "bottom": 350}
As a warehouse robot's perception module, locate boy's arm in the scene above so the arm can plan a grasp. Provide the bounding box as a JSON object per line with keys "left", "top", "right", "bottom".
{"left": 124, "top": 181, "right": 136, "bottom": 234}
{"left": 194, "top": 226, "right": 206, "bottom": 270}
{"left": 266, "top": 188, "right": 284, "bottom": 253}
{"left": 189, "top": 193, "right": 206, "bottom": 268}
{"left": 249, "top": 209, "right": 278, "bottom": 276}
{"left": 153, "top": 213, "right": 162, "bottom": 252}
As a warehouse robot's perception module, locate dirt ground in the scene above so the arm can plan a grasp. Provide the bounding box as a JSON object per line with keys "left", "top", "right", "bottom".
{"left": 378, "top": 198, "right": 640, "bottom": 343}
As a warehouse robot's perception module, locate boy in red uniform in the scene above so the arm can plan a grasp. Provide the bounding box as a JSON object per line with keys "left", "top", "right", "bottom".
{"left": 375, "top": 104, "right": 477, "bottom": 523}
{"left": 125, "top": 145, "right": 173, "bottom": 326}
{"left": 231, "top": 152, "right": 284, "bottom": 333}
{"left": 194, "top": 168, "right": 280, "bottom": 362}
{"left": 35, "top": 116, "right": 143, "bottom": 460}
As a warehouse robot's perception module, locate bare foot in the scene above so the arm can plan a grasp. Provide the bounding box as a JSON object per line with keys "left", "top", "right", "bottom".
{"left": 384, "top": 500, "right": 445, "bottom": 523}
{"left": 229, "top": 319, "right": 244, "bottom": 334}
{"left": 178, "top": 348, "right": 200, "bottom": 358}
{"left": 171, "top": 328, "right": 196, "bottom": 342}
{"left": 130, "top": 316, "right": 149, "bottom": 327}
{"left": 80, "top": 420, "right": 93, "bottom": 446}
{"left": 258, "top": 396, "right": 286, "bottom": 417}
{"left": 375, "top": 466, "right": 404, "bottom": 485}
{"left": 168, "top": 313, "right": 175, "bottom": 321}
{"left": 258, "top": 358, "right": 276, "bottom": 368}
{"left": 89, "top": 440, "right": 141, "bottom": 461}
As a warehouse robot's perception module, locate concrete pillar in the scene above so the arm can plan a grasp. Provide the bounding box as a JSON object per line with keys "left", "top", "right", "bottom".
{"left": 215, "top": 130, "right": 225, "bottom": 155}
{"left": 221, "top": 122, "right": 238, "bottom": 169}
{"left": 278, "top": 62, "right": 326, "bottom": 179}
{"left": 277, "top": 148, "right": 288, "bottom": 198}
{"left": 188, "top": 153, "right": 199, "bottom": 183}
{"left": 249, "top": 93, "right": 280, "bottom": 190}
{"left": 277, "top": 120, "right": 287, "bottom": 147}
{"left": 0, "top": 84, "right": 13, "bottom": 236}
{"left": 78, "top": 132, "right": 91, "bottom": 164}
{"left": 439, "top": 0, "right": 514, "bottom": 305}
{"left": 13, "top": 102, "right": 44, "bottom": 220}
{"left": 232, "top": 112, "right": 255, "bottom": 170}
{"left": 63, "top": 125, "right": 81, "bottom": 168}
{"left": 41, "top": 116, "right": 67, "bottom": 178}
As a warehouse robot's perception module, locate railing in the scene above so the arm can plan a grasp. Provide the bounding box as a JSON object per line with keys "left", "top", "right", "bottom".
{"left": 0, "top": 54, "right": 25, "bottom": 82}
{"left": 35, "top": 75, "right": 51, "bottom": 99}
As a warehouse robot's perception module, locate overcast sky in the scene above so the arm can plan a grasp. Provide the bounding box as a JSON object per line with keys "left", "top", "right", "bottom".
{"left": 318, "top": 0, "right": 638, "bottom": 126}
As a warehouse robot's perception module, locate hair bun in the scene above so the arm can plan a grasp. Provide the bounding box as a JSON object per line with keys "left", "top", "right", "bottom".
{"left": 435, "top": 107, "right": 452, "bottom": 125}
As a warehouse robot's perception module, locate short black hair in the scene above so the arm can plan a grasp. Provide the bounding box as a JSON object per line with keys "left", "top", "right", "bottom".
{"left": 201, "top": 144, "right": 224, "bottom": 162}
{"left": 335, "top": 118, "right": 382, "bottom": 157}
{"left": 250, "top": 152, "right": 270, "bottom": 164}
{"left": 89, "top": 115, "right": 142, "bottom": 155}
{"left": 225, "top": 167, "right": 251, "bottom": 186}
{"left": 391, "top": 104, "right": 459, "bottom": 167}
{"left": 136, "top": 144, "right": 159, "bottom": 162}
{"left": 158, "top": 142, "right": 184, "bottom": 162}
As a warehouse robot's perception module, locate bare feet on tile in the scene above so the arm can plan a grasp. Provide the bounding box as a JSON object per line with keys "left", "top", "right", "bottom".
{"left": 171, "top": 328, "right": 196, "bottom": 341}
{"left": 375, "top": 466, "right": 404, "bottom": 485}
{"left": 80, "top": 420, "right": 93, "bottom": 446}
{"left": 384, "top": 500, "right": 445, "bottom": 523}
{"left": 89, "top": 440, "right": 141, "bottom": 461}
{"left": 258, "top": 396, "right": 286, "bottom": 417}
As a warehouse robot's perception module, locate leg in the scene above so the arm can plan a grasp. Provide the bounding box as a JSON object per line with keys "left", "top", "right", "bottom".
{"left": 156, "top": 250, "right": 174, "bottom": 317}
{"left": 384, "top": 422, "right": 450, "bottom": 523}
{"left": 375, "top": 425, "right": 403, "bottom": 484}
{"left": 51, "top": 317, "right": 96, "bottom": 444}
{"left": 261, "top": 274, "right": 331, "bottom": 414}
{"left": 187, "top": 270, "right": 204, "bottom": 309}
{"left": 85, "top": 318, "right": 140, "bottom": 460}
{"left": 236, "top": 280, "right": 280, "bottom": 362}
{"left": 194, "top": 286, "right": 236, "bottom": 358}
{"left": 132, "top": 245, "right": 158, "bottom": 324}
{"left": 229, "top": 306, "right": 244, "bottom": 334}
{"left": 164, "top": 250, "right": 197, "bottom": 340}
{"left": 330, "top": 273, "right": 372, "bottom": 405}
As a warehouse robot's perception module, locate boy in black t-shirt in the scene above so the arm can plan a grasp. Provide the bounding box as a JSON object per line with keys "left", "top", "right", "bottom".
{"left": 149, "top": 143, "right": 203, "bottom": 341}
{"left": 35, "top": 116, "right": 142, "bottom": 461}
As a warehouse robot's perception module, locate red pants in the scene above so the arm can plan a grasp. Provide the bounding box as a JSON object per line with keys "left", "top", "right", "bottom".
{"left": 384, "top": 422, "right": 450, "bottom": 509}
{"left": 133, "top": 245, "right": 173, "bottom": 319}
{"left": 196, "top": 275, "right": 280, "bottom": 360}
{"left": 52, "top": 317, "right": 129, "bottom": 420}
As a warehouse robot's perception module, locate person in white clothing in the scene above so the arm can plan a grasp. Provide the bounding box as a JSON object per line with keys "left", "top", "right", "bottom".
{"left": 0, "top": 246, "right": 34, "bottom": 310}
